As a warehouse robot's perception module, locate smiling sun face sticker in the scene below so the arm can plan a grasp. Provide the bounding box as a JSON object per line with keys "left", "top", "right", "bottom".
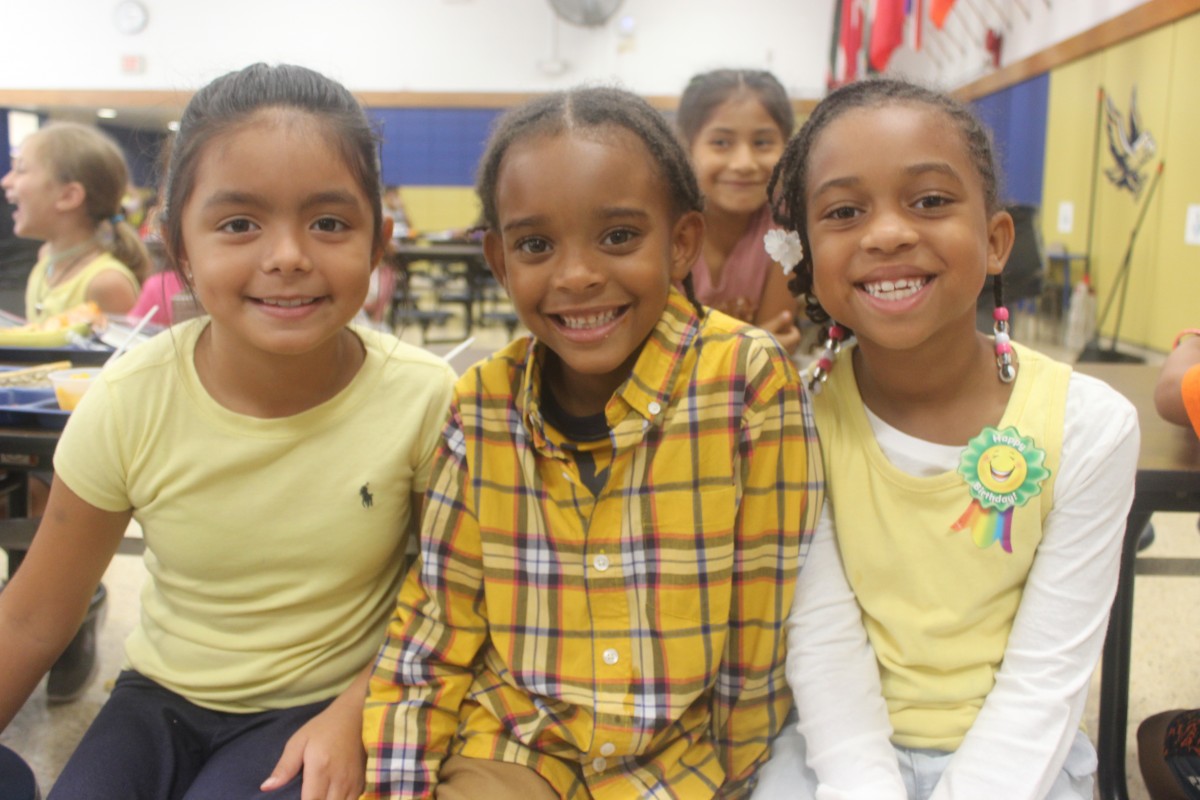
{"left": 957, "top": 426, "right": 1050, "bottom": 510}
{"left": 977, "top": 445, "right": 1028, "bottom": 494}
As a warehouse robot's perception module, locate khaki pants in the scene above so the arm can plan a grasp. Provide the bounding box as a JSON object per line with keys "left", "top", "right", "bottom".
{"left": 436, "top": 754, "right": 559, "bottom": 800}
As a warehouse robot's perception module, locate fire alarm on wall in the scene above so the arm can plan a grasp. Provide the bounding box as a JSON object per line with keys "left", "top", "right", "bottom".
{"left": 114, "top": 0, "right": 149, "bottom": 34}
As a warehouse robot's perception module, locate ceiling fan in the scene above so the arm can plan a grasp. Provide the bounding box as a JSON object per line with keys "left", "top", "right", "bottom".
{"left": 547, "top": 0, "right": 624, "bottom": 27}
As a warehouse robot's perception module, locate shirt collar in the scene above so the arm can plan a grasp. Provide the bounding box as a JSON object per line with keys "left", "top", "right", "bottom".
{"left": 518, "top": 287, "right": 701, "bottom": 444}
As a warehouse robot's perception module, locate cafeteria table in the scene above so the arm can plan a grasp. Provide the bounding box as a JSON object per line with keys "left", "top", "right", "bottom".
{"left": 1076, "top": 362, "right": 1200, "bottom": 800}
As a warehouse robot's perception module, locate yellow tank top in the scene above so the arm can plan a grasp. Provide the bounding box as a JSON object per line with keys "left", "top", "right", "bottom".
{"left": 24, "top": 251, "right": 139, "bottom": 322}
{"left": 813, "top": 342, "right": 1070, "bottom": 750}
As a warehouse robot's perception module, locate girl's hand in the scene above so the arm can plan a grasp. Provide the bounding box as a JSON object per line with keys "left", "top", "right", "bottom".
{"left": 260, "top": 695, "right": 365, "bottom": 800}
{"left": 761, "top": 309, "right": 802, "bottom": 354}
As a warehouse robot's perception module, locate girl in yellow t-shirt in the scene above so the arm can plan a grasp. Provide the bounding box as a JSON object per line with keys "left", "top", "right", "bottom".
{"left": 2, "top": 122, "right": 150, "bottom": 322}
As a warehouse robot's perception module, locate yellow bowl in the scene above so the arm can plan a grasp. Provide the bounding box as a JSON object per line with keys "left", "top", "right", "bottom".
{"left": 49, "top": 368, "right": 98, "bottom": 411}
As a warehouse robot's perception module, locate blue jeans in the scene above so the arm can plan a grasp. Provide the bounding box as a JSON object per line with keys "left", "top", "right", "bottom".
{"left": 751, "top": 714, "right": 1096, "bottom": 800}
{"left": 48, "top": 671, "right": 332, "bottom": 800}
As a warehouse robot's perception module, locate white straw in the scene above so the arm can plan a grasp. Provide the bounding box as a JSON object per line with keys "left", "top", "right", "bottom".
{"left": 104, "top": 306, "right": 158, "bottom": 367}
{"left": 440, "top": 336, "right": 476, "bottom": 364}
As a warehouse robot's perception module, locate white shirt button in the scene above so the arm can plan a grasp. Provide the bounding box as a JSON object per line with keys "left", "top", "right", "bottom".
{"left": 647, "top": 401, "right": 662, "bottom": 415}
{"left": 602, "top": 648, "right": 619, "bottom": 665}
{"left": 561, "top": 471, "right": 570, "bottom": 481}
{"left": 593, "top": 554, "right": 610, "bottom": 572}
{"left": 593, "top": 757, "right": 608, "bottom": 772}
{"left": 600, "top": 742, "right": 616, "bottom": 756}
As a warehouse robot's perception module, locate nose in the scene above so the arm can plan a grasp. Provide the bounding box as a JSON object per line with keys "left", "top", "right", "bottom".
{"left": 262, "top": 225, "right": 312, "bottom": 274}
{"left": 860, "top": 208, "right": 918, "bottom": 254}
{"left": 729, "top": 142, "right": 756, "bottom": 171}
{"left": 0, "top": 170, "right": 13, "bottom": 191}
{"left": 552, "top": 248, "right": 603, "bottom": 293}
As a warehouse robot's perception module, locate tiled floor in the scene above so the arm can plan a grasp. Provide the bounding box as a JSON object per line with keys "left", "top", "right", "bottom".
{"left": 1, "top": 308, "right": 1196, "bottom": 800}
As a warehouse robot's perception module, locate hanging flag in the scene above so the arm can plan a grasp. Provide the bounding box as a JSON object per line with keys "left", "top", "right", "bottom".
{"left": 869, "top": 0, "right": 907, "bottom": 71}
{"left": 912, "top": 0, "right": 924, "bottom": 51}
{"left": 828, "top": 0, "right": 844, "bottom": 90}
{"left": 930, "top": 0, "right": 957, "bottom": 29}
{"left": 840, "top": 0, "right": 865, "bottom": 83}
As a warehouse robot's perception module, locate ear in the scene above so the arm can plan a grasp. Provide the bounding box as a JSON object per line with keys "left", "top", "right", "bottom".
{"left": 55, "top": 181, "right": 86, "bottom": 213}
{"left": 985, "top": 209, "right": 1015, "bottom": 276}
{"left": 372, "top": 216, "right": 395, "bottom": 266}
{"left": 483, "top": 229, "right": 509, "bottom": 290}
{"left": 668, "top": 210, "right": 705, "bottom": 283}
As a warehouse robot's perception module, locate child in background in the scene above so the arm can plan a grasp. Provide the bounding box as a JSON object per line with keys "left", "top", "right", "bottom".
{"left": 1136, "top": 330, "right": 1200, "bottom": 800}
{"left": 0, "top": 63, "right": 456, "bottom": 800}
{"left": 364, "top": 86, "right": 821, "bottom": 799}
{"left": 677, "top": 69, "right": 801, "bottom": 353}
{"left": 751, "top": 78, "right": 1139, "bottom": 799}
{"left": 1153, "top": 329, "right": 1200, "bottom": 436}
{"left": 1, "top": 122, "right": 150, "bottom": 322}
{"left": 129, "top": 264, "right": 185, "bottom": 326}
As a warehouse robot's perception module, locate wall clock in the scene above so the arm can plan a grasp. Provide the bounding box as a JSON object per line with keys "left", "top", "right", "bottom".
{"left": 114, "top": 0, "right": 149, "bottom": 34}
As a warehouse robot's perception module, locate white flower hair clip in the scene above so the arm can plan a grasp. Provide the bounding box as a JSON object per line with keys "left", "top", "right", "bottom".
{"left": 763, "top": 228, "right": 803, "bottom": 275}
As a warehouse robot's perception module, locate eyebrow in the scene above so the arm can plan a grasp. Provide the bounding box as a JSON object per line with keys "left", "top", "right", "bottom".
{"left": 501, "top": 206, "right": 650, "bottom": 234}
{"left": 812, "top": 161, "right": 964, "bottom": 196}
{"left": 706, "top": 126, "right": 782, "bottom": 136}
{"left": 200, "top": 188, "right": 361, "bottom": 212}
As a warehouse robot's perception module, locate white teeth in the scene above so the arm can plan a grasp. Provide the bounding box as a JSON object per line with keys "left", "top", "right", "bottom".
{"left": 863, "top": 277, "right": 927, "bottom": 301}
{"left": 559, "top": 308, "right": 619, "bottom": 329}
{"left": 261, "top": 297, "right": 316, "bottom": 308}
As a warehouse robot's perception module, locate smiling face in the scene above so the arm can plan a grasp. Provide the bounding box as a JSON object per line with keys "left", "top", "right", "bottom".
{"left": 1, "top": 138, "right": 65, "bottom": 240}
{"left": 803, "top": 102, "right": 1013, "bottom": 353}
{"left": 976, "top": 444, "right": 1028, "bottom": 494}
{"left": 178, "top": 109, "right": 385, "bottom": 363}
{"left": 484, "top": 128, "right": 702, "bottom": 414}
{"left": 689, "top": 92, "right": 786, "bottom": 219}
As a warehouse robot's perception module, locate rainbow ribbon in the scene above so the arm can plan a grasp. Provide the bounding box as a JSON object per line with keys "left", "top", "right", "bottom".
{"left": 951, "top": 499, "right": 1013, "bottom": 553}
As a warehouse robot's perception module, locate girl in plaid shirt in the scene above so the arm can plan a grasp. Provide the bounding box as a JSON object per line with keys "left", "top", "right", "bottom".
{"left": 364, "top": 86, "right": 823, "bottom": 799}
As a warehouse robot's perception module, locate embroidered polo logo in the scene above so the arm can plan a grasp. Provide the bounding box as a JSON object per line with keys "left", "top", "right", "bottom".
{"left": 360, "top": 483, "right": 373, "bottom": 508}
{"left": 952, "top": 426, "right": 1049, "bottom": 553}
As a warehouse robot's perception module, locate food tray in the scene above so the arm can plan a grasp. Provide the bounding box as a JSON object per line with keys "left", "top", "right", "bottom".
{"left": 0, "top": 321, "right": 92, "bottom": 347}
{"left": 0, "top": 340, "right": 112, "bottom": 366}
{"left": 0, "top": 387, "right": 69, "bottom": 429}
{"left": 0, "top": 311, "right": 112, "bottom": 366}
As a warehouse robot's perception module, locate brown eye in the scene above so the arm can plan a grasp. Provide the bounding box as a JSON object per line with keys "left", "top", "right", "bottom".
{"left": 220, "top": 218, "right": 256, "bottom": 234}
{"left": 313, "top": 217, "right": 348, "bottom": 232}
{"left": 603, "top": 228, "right": 637, "bottom": 247}
{"left": 517, "top": 236, "right": 550, "bottom": 255}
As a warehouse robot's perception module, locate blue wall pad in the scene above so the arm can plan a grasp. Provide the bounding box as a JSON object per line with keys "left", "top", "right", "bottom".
{"left": 0, "top": 110, "right": 10, "bottom": 178}
{"left": 372, "top": 108, "right": 502, "bottom": 188}
{"left": 99, "top": 124, "right": 167, "bottom": 190}
{"left": 971, "top": 73, "right": 1049, "bottom": 208}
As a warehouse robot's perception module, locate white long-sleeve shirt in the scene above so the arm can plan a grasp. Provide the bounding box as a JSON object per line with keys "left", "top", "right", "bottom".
{"left": 787, "top": 370, "right": 1140, "bottom": 800}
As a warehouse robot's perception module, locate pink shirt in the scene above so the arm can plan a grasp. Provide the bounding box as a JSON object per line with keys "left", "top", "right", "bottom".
{"left": 130, "top": 271, "right": 185, "bottom": 326}
{"left": 689, "top": 205, "right": 775, "bottom": 322}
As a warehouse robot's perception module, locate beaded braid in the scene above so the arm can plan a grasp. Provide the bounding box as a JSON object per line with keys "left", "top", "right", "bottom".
{"left": 476, "top": 86, "right": 707, "bottom": 318}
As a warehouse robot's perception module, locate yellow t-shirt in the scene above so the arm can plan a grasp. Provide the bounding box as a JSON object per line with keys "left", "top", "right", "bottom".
{"left": 54, "top": 319, "right": 456, "bottom": 712}
{"left": 813, "top": 342, "right": 1069, "bottom": 750}
{"left": 24, "top": 251, "right": 138, "bottom": 322}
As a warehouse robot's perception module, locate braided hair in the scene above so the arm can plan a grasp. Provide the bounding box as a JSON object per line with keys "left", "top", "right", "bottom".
{"left": 767, "top": 77, "right": 1005, "bottom": 327}
{"left": 476, "top": 86, "right": 706, "bottom": 315}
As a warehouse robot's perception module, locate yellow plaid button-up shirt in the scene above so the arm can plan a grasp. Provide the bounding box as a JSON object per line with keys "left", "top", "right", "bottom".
{"left": 364, "top": 290, "right": 822, "bottom": 799}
